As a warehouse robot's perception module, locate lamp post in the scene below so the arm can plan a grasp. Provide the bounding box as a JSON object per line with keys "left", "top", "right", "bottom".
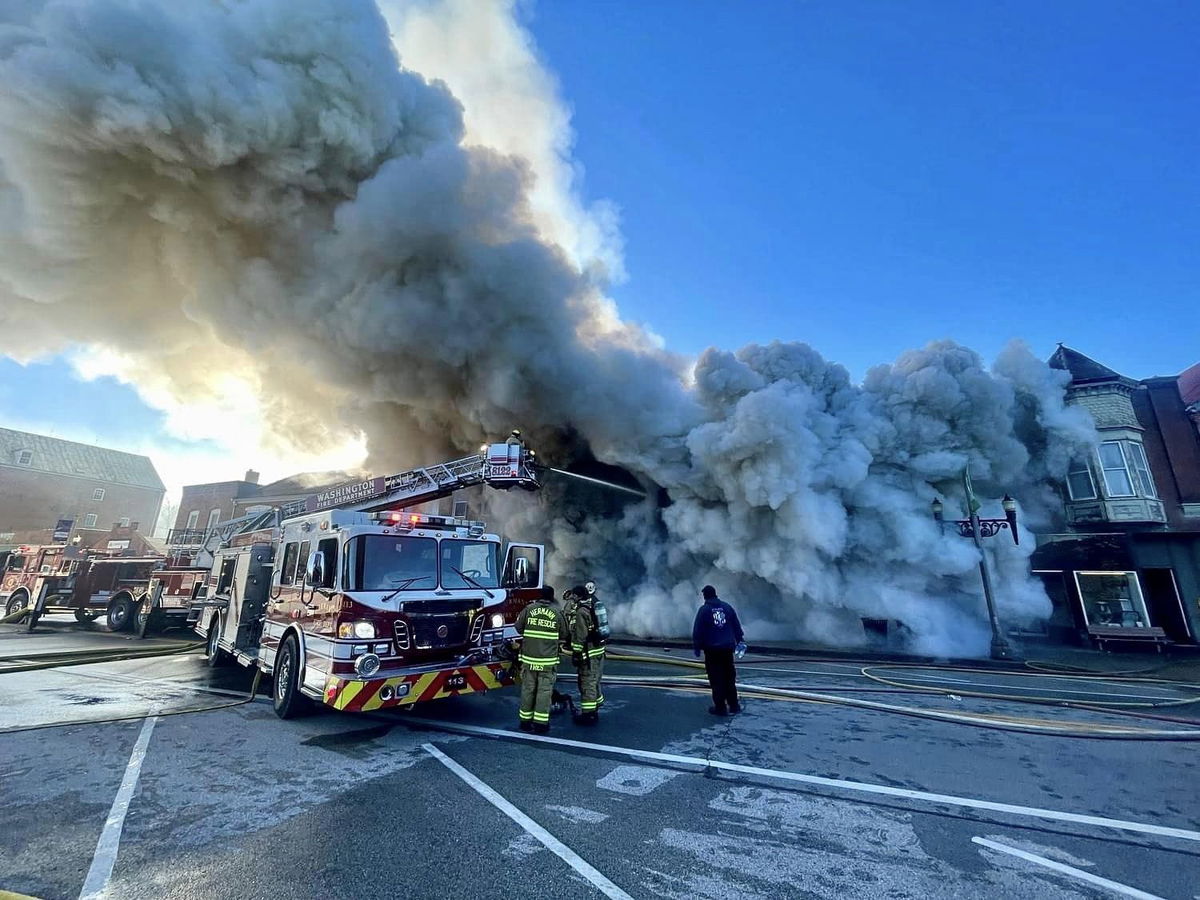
{"left": 932, "top": 469, "right": 1020, "bottom": 661}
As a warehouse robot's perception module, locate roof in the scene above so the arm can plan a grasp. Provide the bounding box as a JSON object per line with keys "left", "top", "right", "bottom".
{"left": 1179, "top": 362, "right": 1200, "bottom": 407}
{"left": 1047, "top": 345, "right": 1131, "bottom": 386}
{"left": 255, "top": 471, "right": 352, "bottom": 498}
{"left": 0, "top": 427, "right": 165, "bottom": 491}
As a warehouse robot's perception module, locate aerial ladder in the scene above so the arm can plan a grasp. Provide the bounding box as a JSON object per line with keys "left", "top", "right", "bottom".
{"left": 275, "top": 432, "right": 540, "bottom": 520}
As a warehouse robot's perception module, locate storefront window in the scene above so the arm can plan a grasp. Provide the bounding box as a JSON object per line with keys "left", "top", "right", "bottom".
{"left": 1073, "top": 571, "right": 1150, "bottom": 628}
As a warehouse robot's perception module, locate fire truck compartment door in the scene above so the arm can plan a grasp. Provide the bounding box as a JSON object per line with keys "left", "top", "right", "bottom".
{"left": 502, "top": 543, "right": 544, "bottom": 590}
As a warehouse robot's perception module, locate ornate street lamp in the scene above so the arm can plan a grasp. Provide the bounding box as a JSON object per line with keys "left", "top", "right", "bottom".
{"left": 932, "top": 470, "right": 1020, "bottom": 661}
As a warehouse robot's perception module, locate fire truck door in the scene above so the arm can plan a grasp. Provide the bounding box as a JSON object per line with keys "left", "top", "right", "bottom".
{"left": 214, "top": 555, "right": 239, "bottom": 644}
{"left": 234, "top": 549, "right": 272, "bottom": 650}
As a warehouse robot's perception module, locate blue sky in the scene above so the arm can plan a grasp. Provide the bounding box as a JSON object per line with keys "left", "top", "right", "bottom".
{"left": 1, "top": 0, "right": 1195, "bottom": 491}
{"left": 529, "top": 0, "right": 1197, "bottom": 377}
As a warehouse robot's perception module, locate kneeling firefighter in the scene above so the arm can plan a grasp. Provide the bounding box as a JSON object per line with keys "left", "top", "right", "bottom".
{"left": 515, "top": 585, "right": 569, "bottom": 734}
{"left": 564, "top": 581, "right": 610, "bottom": 724}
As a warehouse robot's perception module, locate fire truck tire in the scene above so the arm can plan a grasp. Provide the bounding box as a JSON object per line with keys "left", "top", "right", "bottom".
{"left": 5, "top": 591, "right": 29, "bottom": 617}
{"left": 74, "top": 608, "right": 93, "bottom": 624}
{"left": 205, "top": 614, "right": 229, "bottom": 668}
{"left": 273, "top": 634, "right": 310, "bottom": 719}
{"left": 107, "top": 595, "right": 136, "bottom": 632}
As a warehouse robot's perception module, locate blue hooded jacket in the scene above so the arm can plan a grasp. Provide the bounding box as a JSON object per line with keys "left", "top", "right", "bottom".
{"left": 692, "top": 595, "right": 744, "bottom": 652}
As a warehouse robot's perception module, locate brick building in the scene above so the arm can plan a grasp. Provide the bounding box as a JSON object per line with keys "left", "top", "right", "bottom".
{"left": 173, "top": 471, "right": 264, "bottom": 537}
{"left": 0, "top": 427, "right": 164, "bottom": 549}
{"left": 168, "top": 470, "right": 350, "bottom": 562}
{"left": 1032, "top": 347, "right": 1200, "bottom": 648}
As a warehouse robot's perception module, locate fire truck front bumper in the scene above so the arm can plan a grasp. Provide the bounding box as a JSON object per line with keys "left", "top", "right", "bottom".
{"left": 322, "top": 660, "right": 516, "bottom": 712}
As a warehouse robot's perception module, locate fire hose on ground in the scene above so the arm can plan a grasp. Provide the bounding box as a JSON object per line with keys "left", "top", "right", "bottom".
{"left": 3, "top": 643, "right": 1200, "bottom": 740}
{"left": 598, "top": 651, "right": 1200, "bottom": 741}
{"left": 0, "top": 641, "right": 261, "bottom": 735}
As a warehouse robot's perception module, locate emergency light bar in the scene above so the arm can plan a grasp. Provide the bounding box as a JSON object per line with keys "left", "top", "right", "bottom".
{"left": 372, "top": 512, "right": 486, "bottom": 537}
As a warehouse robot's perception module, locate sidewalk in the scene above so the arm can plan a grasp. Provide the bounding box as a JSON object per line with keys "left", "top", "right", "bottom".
{"left": 613, "top": 634, "right": 1200, "bottom": 682}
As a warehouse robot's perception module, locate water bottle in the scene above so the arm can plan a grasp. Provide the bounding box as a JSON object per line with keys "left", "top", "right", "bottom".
{"left": 734, "top": 641, "right": 746, "bottom": 660}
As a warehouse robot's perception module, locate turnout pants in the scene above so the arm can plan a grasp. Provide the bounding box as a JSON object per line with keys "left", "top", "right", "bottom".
{"left": 576, "top": 654, "right": 605, "bottom": 713}
{"left": 703, "top": 648, "right": 739, "bottom": 711}
{"left": 519, "top": 664, "right": 558, "bottom": 725}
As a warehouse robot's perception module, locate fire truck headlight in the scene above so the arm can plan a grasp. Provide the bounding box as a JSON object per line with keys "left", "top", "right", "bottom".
{"left": 338, "top": 621, "right": 377, "bottom": 640}
{"left": 490, "top": 614, "right": 504, "bottom": 629}
{"left": 354, "top": 653, "right": 381, "bottom": 677}
{"left": 353, "top": 621, "right": 376, "bottom": 639}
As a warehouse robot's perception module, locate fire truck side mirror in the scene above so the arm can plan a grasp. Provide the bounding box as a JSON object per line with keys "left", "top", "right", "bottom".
{"left": 305, "top": 551, "right": 325, "bottom": 588}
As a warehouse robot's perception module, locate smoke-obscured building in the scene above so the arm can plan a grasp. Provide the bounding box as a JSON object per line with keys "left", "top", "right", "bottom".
{"left": 1032, "top": 348, "right": 1200, "bottom": 649}
{"left": 0, "top": 427, "right": 164, "bottom": 549}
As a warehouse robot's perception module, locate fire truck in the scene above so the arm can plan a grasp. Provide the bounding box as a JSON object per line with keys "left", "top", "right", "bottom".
{"left": 1, "top": 545, "right": 162, "bottom": 630}
{"left": 189, "top": 436, "right": 546, "bottom": 718}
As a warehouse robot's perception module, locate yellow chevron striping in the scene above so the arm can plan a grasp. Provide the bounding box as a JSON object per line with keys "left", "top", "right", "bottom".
{"left": 335, "top": 679, "right": 365, "bottom": 711}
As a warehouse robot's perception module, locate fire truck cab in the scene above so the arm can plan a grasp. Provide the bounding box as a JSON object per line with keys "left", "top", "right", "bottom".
{"left": 1, "top": 545, "right": 72, "bottom": 617}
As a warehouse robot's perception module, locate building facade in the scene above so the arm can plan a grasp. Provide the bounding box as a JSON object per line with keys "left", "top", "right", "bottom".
{"left": 0, "top": 428, "right": 165, "bottom": 549}
{"left": 173, "top": 471, "right": 263, "bottom": 536}
{"left": 1032, "top": 348, "right": 1200, "bottom": 647}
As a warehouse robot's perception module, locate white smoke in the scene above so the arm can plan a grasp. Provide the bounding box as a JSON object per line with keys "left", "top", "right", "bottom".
{"left": 0, "top": 0, "right": 1097, "bottom": 656}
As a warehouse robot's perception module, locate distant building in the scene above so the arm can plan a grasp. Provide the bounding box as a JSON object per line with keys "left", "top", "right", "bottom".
{"left": 166, "top": 466, "right": 454, "bottom": 563}
{"left": 0, "top": 427, "right": 164, "bottom": 549}
{"left": 1032, "top": 347, "right": 1200, "bottom": 648}
{"left": 173, "top": 470, "right": 264, "bottom": 537}
{"left": 168, "top": 469, "right": 352, "bottom": 563}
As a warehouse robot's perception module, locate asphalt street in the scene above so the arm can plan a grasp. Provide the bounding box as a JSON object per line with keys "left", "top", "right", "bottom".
{"left": 2, "top": 621, "right": 1199, "bottom": 899}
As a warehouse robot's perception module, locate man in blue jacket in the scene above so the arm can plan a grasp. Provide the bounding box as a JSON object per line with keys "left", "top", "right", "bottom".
{"left": 692, "top": 585, "right": 744, "bottom": 716}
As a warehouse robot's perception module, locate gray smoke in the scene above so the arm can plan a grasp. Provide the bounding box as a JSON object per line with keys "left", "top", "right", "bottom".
{"left": 0, "top": 0, "right": 1097, "bottom": 656}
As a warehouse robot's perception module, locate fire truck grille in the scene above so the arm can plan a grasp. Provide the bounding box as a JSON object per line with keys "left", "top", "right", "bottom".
{"left": 402, "top": 612, "right": 477, "bottom": 650}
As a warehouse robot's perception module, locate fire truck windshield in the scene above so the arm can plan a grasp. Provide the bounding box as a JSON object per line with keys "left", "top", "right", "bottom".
{"left": 347, "top": 535, "right": 438, "bottom": 591}
{"left": 440, "top": 540, "right": 500, "bottom": 590}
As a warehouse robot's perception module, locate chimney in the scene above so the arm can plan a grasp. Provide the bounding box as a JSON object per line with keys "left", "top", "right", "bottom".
{"left": 245, "top": 469, "right": 260, "bottom": 485}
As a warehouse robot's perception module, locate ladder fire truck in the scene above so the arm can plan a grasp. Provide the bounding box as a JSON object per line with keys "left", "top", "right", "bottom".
{"left": 187, "top": 436, "right": 546, "bottom": 718}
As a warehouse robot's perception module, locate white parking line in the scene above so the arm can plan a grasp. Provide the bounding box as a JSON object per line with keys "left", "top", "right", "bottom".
{"left": 405, "top": 717, "right": 1200, "bottom": 844}
{"left": 972, "top": 837, "right": 1165, "bottom": 899}
{"left": 423, "top": 744, "right": 632, "bottom": 899}
{"left": 79, "top": 715, "right": 157, "bottom": 900}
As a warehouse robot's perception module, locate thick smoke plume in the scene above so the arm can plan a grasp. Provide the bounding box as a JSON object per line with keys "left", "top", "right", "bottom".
{"left": 0, "top": 0, "right": 1096, "bottom": 655}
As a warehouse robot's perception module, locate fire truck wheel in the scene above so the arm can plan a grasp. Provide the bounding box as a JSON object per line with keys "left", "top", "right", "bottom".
{"left": 107, "top": 595, "right": 135, "bottom": 632}
{"left": 74, "top": 608, "right": 93, "bottom": 624}
{"left": 205, "top": 615, "right": 229, "bottom": 668}
{"left": 273, "top": 634, "right": 310, "bottom": 719}
{"left": 5, "top": 592, "right": 29, "bottom": 617}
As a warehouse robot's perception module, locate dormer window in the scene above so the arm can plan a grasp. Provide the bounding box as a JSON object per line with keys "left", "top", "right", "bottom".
{"left": 15, "top": 450, "right": 32, "bottom": 466}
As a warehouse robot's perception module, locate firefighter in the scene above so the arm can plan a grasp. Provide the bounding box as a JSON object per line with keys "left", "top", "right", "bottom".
{"left": 565, "top": 582, "right": 607, "bottom": 724}
{"left": 515, "top": 585, "right": 568, "bottom": 733}
{"left": 692, "top": 584, "right": 745, "bottom": 716}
